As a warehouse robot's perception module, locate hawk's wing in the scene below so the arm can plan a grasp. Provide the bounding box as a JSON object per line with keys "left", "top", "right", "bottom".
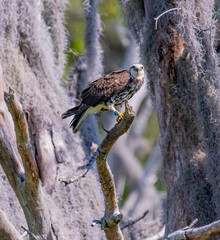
{"left": 81, "top": 70, "right": 130, "bottom": 107}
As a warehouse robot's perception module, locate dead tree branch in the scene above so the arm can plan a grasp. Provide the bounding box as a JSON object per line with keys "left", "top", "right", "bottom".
{"left": 0, "top": 209, "right": 20, "bottom": 240}
{"left": 165, "top": 219, "right": 220, "bottom": 240}
{"left": 59, "top": 149, "right": 99, "bottom": 186}
{"left": 0, "top": 124, "right": 24, "bottom": 188}
{"left": 154, "top": 8, "right": 181, "bottom": 30}
{"left": 3, "top": 89, "right": 53, "bottom": 239}
{"left": 4, "top": 88, "right": 39, "bottom": 192}
{"left": 18, "top": 226, "right": 39, "bottom": 240}
{"left": 120, "top": 210, "right": 149, "bottom": 230}
{"left": 95, "top": 100, "right": 135, "bottom": 240}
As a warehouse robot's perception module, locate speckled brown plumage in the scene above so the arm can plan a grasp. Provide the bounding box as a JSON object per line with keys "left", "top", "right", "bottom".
{"left": 81, "top": 70, "right": 130, "bottom": 107}
{"left": 62, "top": 64, "right": 144, "bottom": 133}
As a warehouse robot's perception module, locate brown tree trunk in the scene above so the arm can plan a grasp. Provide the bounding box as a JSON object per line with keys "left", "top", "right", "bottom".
{"left": 122, "top": 0, "right": 220, "bottom": 237}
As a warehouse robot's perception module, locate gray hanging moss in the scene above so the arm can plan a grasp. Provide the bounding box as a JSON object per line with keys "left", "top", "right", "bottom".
{"left": 121, "top": 0, "right": 220, "bottom": 238}
{"left": 0, "top": 0, "right": 105, "bottom": 239}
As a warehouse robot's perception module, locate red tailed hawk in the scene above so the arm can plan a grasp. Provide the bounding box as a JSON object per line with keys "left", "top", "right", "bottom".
{"left": 62, "top": 64, "right": 144, "bottom": 133}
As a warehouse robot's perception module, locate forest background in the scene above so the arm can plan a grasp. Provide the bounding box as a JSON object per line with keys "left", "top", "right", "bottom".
{"left": 0, "top": 0, "right": 220, "bottom": 240}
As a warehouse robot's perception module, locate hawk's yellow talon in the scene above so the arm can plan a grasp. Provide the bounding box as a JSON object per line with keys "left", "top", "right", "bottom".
{"left": 116, "top": 111, "right": 125, "bottom": 122}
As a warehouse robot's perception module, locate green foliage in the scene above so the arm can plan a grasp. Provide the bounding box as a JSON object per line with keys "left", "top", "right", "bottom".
{"left": 154, "top": 177, "right": 166, "bottom": 192}
{"left": 137, "top": 112, "right": 159, "bottom": 166}
{"left": 143, "top": 112, "right": 159, "bottom": 144}
{"left": 65, "top": 0, "right": 124, "bottom": 75}
{"left": 98, "top": 0, "right": 121, "bottom": 21}
{"left": 66, "top": 0, "right": 85, "bottom": 53}
{"left": 65, "top": 0, "right": 85, "bottom": 74}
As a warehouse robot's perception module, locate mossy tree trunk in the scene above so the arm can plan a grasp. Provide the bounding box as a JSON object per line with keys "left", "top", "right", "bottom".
{"left": 122, "top": 0, "right": 220, "bottom": 237}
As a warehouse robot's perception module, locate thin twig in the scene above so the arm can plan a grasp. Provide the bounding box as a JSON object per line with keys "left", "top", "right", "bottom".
{"left": 187, "top": 218, "right": 198, "bottom": 229}
{"left": 120, "top": 210, "right": 149, "bottom": 230}
{"left": 91, "top": 219, "right": 102, "bottom": 227}
{"left": 59, "top": 149, "right": 99, "bottom": 186}
{"left": 17, "top": 226, "right": 39, "bottom": 240}
{"left": 154, "top": 8, "right": 181, "bottom": 30}
{"left": 102, "top": 124, "right": 109, "bottom": 134}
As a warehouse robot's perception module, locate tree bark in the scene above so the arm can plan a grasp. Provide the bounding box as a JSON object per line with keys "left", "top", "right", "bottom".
{"left": 4, "top": 90, "right": 52, "bottom": 239}
{"left": 0, "top": 209, "right": 19, "bottom": 240}
{"left": 122, "top": 0, "right": 220, "bottom": 237}
{"left": 95, "top": 101, "right": 135, "bottom": 240}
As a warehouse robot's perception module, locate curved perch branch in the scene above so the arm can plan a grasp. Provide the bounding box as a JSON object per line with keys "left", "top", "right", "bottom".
{"left": 95, "top": 100, "right": 135, "bottom": 240}
{"left": 60, "top": 101, "right": 135, "bottom": 239}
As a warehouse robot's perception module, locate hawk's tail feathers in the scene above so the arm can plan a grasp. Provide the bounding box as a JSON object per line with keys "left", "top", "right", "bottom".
{"left": 61, "top": 105, "right": 89, "bottom": 133}
{"left": 61, "top": 105, "right": 80, "bottom": 119}
{"left": 70, "top": 108, "right": 89, "bottom": 133}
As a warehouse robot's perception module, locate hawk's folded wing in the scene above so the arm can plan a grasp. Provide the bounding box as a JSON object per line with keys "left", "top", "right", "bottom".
{"left": 81, "top": 70, "right": 130, "bottom": 107}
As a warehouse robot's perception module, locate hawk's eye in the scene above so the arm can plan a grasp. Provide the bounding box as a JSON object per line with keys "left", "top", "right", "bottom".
{"left": 140, "top": 66, "right": 143, "bottom": 70}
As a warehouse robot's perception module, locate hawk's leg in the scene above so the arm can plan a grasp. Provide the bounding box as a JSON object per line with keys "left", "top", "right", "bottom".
{"left": 116, "top": 111, "right": 125, "bottom": 122}
{"left": 114, "top": 110, "right": 125, "bottom": 122}
{"left": 108, "top": 105, "right": 125, "bottom": 122}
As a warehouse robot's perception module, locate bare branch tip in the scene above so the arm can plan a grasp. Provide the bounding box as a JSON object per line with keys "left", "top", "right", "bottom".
{"left": 154, "top": 7, "right": 181, "bottom": 30}
{"left": 114, "top": 212, "right": 124, "bottom": 224}
{"left": 102, "top": 124, "right": 110, "bottom": 134}
{"left": 4, "top": 87, "right": 14, "bottom": 102}
{"left": 18, "top": 226, "right": 39, "bottom": 240}
{"left": 121, "top": 210, "right": 149, "bottom": 230}
{"left": 59, "top": 178, "right": 77, "bottom": 186}
{"left": 188, "top": 218, "right": 199, "bottom": 229}
{"left": 91, "top": 219, "right": 102, "bottom": 227}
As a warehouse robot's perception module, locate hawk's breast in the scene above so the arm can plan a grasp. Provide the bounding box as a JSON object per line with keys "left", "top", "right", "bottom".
{"left": 107, "top": 77, "right": 144, "bottom": 106}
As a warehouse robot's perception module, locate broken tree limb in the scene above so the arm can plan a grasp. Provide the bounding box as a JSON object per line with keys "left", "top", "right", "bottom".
{"left": 4, "top": 88, "right": 39, "bottom": 192}
{"left": 59, "top": 149, "right": 99, "bottom": 186}
{"left": 18, "top": 226, "right": 39, "bottom": 240}
{"left": 120, "top": 210, "right": 149, "bottom": 230}
{"left": 3, "top": 89, "right": 53, "bottom": 239}
{"left": 154, "top": 8, "right": 181, "bottom": 30}
{"left": 35, "top": 128, "right": 57, "bottom": 193}
{"left": 165, "top": 219, "right": 220, "bottom": 240}
{"left": 95, "top": 100, "right": 135, "bottom": 240}
{"left": 0, "top": 124, "right": 25, "bottom": 187}
{"left": 0, "top": 209, "right": 20, "bottom": 240}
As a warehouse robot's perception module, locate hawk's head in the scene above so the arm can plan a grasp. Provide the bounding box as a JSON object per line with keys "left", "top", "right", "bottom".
{"left": 129, "top": 64, "right": 144, "bottom": 80}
